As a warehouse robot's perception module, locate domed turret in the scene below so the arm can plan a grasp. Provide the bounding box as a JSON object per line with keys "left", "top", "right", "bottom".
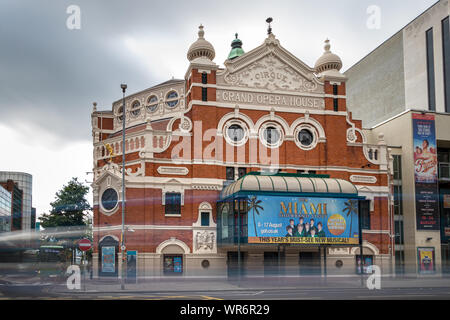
{"left": 187, "top": 25, "right": 215, "bottom": 62}
{"left": 315, "top": 39, "right": 343, "bottom": 74}
{"left": 227, "top": 33, "right": 245, "bottom": 60}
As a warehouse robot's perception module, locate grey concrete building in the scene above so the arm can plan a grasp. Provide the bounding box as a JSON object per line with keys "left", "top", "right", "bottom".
{"left": 346, "top": 0, "right": 450, "bottom": 275}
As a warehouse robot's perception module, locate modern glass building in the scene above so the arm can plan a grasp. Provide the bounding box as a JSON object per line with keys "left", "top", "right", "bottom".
{"left": 0, "top": 172, "right": 33, "bottom": 231}
{"left": 0, "top": 185, "right": 12, "bottom": 233}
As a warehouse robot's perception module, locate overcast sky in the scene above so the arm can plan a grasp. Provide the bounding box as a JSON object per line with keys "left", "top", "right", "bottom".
{"left": 0, "top": 0, "right": 438, "bottom": 217}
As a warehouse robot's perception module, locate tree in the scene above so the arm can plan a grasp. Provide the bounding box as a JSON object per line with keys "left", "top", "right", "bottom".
{"left": 248, "top": 196, "right": 263, "bottom": 237}
{"left": 343, "top": 199, "right": 358, "bottom": 237}
{"left": 39, "top": 177, "right": 91, "bottom": 228}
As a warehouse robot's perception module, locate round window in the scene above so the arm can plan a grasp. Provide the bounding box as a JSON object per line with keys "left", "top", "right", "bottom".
{"left": 131, "top": 100, "right": 141, "bottom": 116}
{"left": 298, "top": 129, "right": 314, "bottom": 147}
{"left": 166, "top": 91, "right": 179, "bottom": 108}
{"left": 117, "top": 106, "right": 124, "bottom": 121}
{"left": 335, "top": 260, "right": 343, "bottom": 268}
{"left": 201, "top": 260, "right": 210, "bottom": 269}
{"left": 227, "top": 124, "right": 245, "bottom": 143}
{"left": 263, "top": 126, "right": 281, "bottom": 145}
{"left": 101, "top": 188, "right": 118, "bottom": 211}
{"left": 147, "top": 96, "right": 158, "bottom": 112}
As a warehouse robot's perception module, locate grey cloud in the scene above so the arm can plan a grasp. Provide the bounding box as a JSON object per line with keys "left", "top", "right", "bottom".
{"left": 0, "top": 0, "right": 437, "bottom": 144}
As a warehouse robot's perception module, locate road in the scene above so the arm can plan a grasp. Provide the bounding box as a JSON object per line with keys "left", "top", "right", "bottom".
{"left": 1, "top": 286, "right": 450, "bottom": 300}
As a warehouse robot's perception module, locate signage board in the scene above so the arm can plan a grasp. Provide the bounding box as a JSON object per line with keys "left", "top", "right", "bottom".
{"left": 101, "top": 246, "right": 116, "bottom": 273}
{"left": 247, "top": 195, "right": 360, "bottom": 244}
{"left": 413, "top": 113, "right": 439, "bottom": 230}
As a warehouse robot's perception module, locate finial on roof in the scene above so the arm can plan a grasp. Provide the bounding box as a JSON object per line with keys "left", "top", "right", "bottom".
{"left": 266, "top": 17, "right": 273, "bottom": 35}
{"left": 198, "top": 24, "right": 204, "bottom": 38}
{"left": 228, "top": 32, "right": 245, "bottom": 60}
{"left": 92, "top": 102, "right": 97, "bottom": 112}
{"left": 324, "top": 39, "right": 331, "bottom": 52}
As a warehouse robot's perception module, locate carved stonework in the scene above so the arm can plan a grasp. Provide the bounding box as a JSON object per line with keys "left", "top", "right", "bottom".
{"left": 194, "top": 231, "right": 215, "bottom": 253}
{"left": 328, "top": 247, "right": 350, "bottom": 255}
{"left": 224, "top": 54, "right": 318, "bottom": 93}
{"left": 350, "top": 175, "right": 377, "bottom": 184}
{"left": 157, "top": 166, "right": 189, "bottom": 175}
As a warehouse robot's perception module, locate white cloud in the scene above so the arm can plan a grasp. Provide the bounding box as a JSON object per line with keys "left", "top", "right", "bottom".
{"left": 0, "top": 123, "right": 93, "bottom": 218}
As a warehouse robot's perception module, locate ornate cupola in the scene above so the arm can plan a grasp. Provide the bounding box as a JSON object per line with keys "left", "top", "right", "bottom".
{"left": 187, "top": 24, "right": 215, "bottom": 62}
{"left": 227, "top": 33, "right": 245, "bottom": 60}
{"left": 315, "top": 39, "right": 343, "bottom": 74}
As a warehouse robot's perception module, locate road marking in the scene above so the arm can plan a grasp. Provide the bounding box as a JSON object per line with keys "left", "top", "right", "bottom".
{"left": 201, "top": 295, "right": 224, "bottom": 300}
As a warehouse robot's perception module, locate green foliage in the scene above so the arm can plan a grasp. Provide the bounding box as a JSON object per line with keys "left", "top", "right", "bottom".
{"left": 39, "top": 177, "right": 91, "bottom": 229}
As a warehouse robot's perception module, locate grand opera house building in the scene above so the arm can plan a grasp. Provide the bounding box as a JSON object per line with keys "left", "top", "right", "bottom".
{"left": 90, "top": 24, "right": 394, "bottom": 278}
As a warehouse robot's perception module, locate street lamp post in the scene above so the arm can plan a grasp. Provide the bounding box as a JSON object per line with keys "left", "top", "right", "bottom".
{"left": 120, "top": 84, "right": 127, "bottom": 290}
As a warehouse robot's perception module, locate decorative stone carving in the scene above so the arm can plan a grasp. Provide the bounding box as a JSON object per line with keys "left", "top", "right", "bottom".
{"left": 157, "top": 166, "right": 189, "bottom": 175}
{"left": 224, "top": 54, "right": 318, "bottom": 93}
{"left": 350, "top": 175, "right": 377, "bottom": 184}
{"left": 125, "top": 165, "right": 144, "bottom": 177}
{"left": 328, "top": 247, "right": 350, "bottom": 255}
{"left": 195, "top": 231, "right": 215, "bottom": 251}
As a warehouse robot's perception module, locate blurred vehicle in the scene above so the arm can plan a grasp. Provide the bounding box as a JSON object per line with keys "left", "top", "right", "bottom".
{"left": 37, "top": 245, "right": 68, "bottom": 282}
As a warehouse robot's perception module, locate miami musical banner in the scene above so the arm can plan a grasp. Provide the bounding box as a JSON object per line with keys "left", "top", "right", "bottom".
{"left": 247, "top": 196, "right": 359, "bottom": 244}
{"left": 413, "top": 113, "right": 439, "bottom": 230}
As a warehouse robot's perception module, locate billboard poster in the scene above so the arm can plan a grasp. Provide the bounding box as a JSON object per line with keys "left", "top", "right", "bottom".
{"left": 247, "top": 195, "right": 359, "bottom": 244}
{"left": 417, "top": 247, "right": 436, "bottom": 274}
{"left": 356, "top": 256, "right": 374, "bottom": 274}
{"left": 173, "top": 256, "right": 183, "bottom": 273}
{"left": 413, "top": 113, "right": 439, "bottom": 230}
{"left": 101, "top": 246, "right": 115, "bottom": 273}
{"left": 126, "top": 251, "right": 137, "bottom": 282}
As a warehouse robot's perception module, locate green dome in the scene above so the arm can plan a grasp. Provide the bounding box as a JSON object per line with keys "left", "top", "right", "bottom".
{"left": 227, "top": 33, "right": 245, "bottom": 60}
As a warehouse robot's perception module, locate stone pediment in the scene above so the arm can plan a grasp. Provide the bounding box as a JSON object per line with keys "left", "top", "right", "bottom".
{"left": 218, "top": 34, "right": 323, "bottom": 94}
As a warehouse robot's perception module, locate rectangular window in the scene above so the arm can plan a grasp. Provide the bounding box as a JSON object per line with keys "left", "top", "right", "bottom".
{"left": 165, "top": 192, "right": 181, "bottom": 215}
{"left": 201, "top": 212, "right": 210, "bottom": 226}
{"left": 333, "top": 98, "right": 338, "bottom": 112}
{"left": 163, "top": 255, "right": 183, "bottom": 274}
{"left": 226, "top": 167, "right": 235, "bottom": 181}
{"left": 426, "top": 28, "right": 436, "bottom": 111}
{"left": 201, "top": 72, "right": 207, "bottom": 84}
{"left": 395, "top": 220, "right": 404, "bottom": 245}
{"left": 202, "top": 87, "right": 208, "bottom": 101}
{"left": 393, "top": 155, "right": 402, "bottom": 180}
{"left": 393, "top": 185, "right": 403, "bottom": 216}
{"left": 442, "top": 16, "right": 450, "bottom": 112}
{"left": 333, "top": 84, "right": 338, "bottom": 95}
{"left": 238, "top": 167, "right": 247, "bottom": 178}
{"left": 359, "top": 199, "right": 371, "bottom": 230}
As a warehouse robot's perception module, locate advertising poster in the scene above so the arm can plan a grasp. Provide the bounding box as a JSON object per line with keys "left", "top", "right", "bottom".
{"left": 413, "top": 113, "right": 439, "bottom": 230}
{"left": 356, "top": 256, "right": 374, "bottom": 274}
{"left": 417, "top": 247, "right": 436, "bottom": 274}
{"left": 101, "top": 246, "right": 115, "bottom": 273}
{"left": 126, "top": 251, "right": 137, "bottom": 282}
{"left": 173, "top": 256, "right": 183, "bottom": 273}
{"left": 247, "top": 195, "right": 359, "bottom": 244}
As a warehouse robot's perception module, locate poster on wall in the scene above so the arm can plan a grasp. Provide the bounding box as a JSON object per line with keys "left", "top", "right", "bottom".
{"left": 101, "top": 246, "right": 116, "bottom": 273}
{"left": 247, "top": 195, "right": 360, "bottom": 244}
{"left": 356, "top": 256, "right": 374, "bottom": 274}
{"left": 173, "top": 256, "right": 183, "bottom": 273}
{"left": 417, "top": 247, "right": 436, "bottom": 274}
{"left": 126, "top": 251, "right": 137, "bottom": 282}
{"left": 413, "top": 113, "right": 439, "bottom": 230}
